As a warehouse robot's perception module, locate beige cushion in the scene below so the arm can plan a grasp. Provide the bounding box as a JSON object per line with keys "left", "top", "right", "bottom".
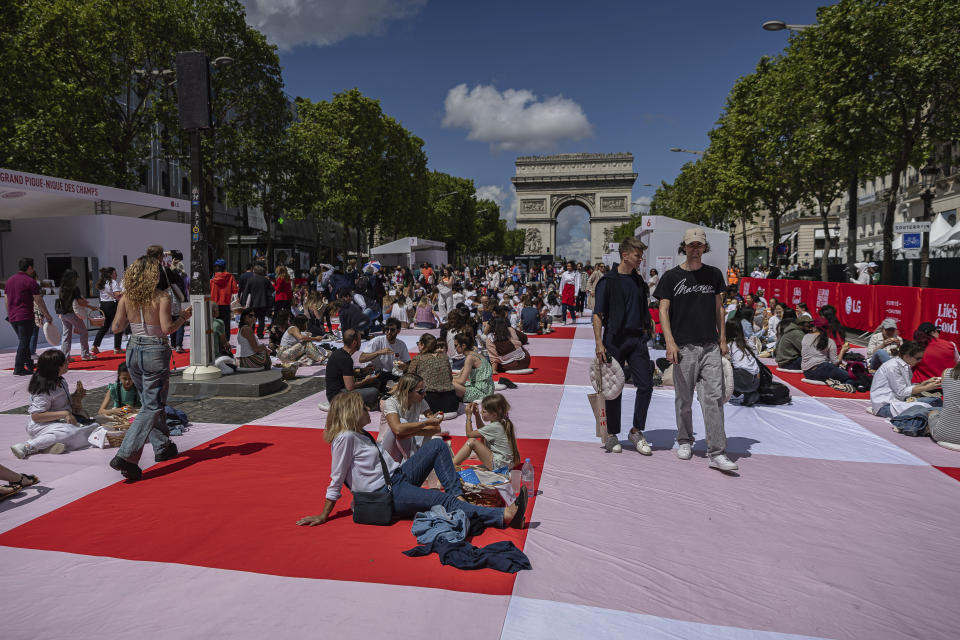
{"left": 590, "top": 357, "right": 625, "bottom": 400}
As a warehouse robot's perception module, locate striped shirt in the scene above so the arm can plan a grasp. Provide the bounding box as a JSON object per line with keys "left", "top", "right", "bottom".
{"left": 931, "top": 369, "right": 960, "bottom": 446}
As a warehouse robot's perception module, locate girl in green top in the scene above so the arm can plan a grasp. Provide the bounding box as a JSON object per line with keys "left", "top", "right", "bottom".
{"left": 452, "top": 393, "right": 521, "bottom": 471}
{"left": 98, "top": 363, "right": 142, "bottom": 417}
{"left": 452, "top": 333, "right": 494, "bottom": 403}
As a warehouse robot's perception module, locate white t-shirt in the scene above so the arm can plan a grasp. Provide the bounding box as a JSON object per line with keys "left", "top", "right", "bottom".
{"left": 728, "top": 342, "right": 759, "bottom": 375}
{"left": 390, "top": 303, "right": 408, "bottom": 323}
{"left": 362, "top": 334, "right": 411, "bottom": 372}
{"left": 99, "top": 279, "right": 121, "bottom": 302}
{"left": 378, "top": 395, "right": 430, "bottom": 463}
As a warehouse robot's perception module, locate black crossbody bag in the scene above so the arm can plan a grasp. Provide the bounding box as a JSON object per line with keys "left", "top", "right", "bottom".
{"left": 350, "top": 431, "right": 395, "bottom": 526}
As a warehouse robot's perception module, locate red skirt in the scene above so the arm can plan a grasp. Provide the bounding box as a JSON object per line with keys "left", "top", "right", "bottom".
{"left": 561, "top": 283, "right": 576, "bottom": 306}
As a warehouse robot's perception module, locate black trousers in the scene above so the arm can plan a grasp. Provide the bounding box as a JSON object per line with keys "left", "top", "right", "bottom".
{"left": 93, "top": 300, "right": 123, "bottom": 351}
{"left": 217, "top": 304, "right": 233, "bottom": 336}
{"left": 604, "top": 333, "right": 653, "bottom": 435}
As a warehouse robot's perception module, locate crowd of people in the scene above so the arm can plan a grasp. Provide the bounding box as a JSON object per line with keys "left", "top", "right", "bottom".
{"left": 3, "top": 235, "right": 959, "bottom": 518}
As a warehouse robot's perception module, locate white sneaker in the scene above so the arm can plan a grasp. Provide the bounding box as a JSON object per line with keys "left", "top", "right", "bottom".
{"left": 43, "top": 443, "right": 66, "bottom": 455}
{"left": 676, "top": 443, "right": 692, "bottom": 460}
{"left": 10, "top": 443, "right": 29, "bottom": 459}
{"left": 603, "top": 434, "right": 622, "bottom": 453}
{"left": 317, "top": 401, "right": 330, "bottom": 412}
{"left": 709, "top": 454, "right": 739, "bottom": 472}
{"left": 628, "top": 430, "right": 652, "bottom": 456}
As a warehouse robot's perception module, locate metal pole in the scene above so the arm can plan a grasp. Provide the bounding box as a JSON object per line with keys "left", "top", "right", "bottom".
{"left": 920, "top": 190, "right": 932, "bottom": 287}
{"left": 183, "top": 128, "right": 221, "bottom": 380}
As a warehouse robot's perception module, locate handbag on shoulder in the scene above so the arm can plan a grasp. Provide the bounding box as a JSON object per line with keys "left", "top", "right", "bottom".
{"left": 351, "top": 431, "right": 395, "bottom": 526}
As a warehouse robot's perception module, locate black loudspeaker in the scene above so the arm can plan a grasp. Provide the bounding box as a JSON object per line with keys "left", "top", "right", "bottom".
{"left": 176, "top": 51, "right": 211, "bottom": 130}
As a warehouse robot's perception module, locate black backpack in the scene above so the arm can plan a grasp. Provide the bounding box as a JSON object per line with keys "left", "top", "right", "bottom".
{"left": 754, "top": 355, "right": 792, "bottom": 405}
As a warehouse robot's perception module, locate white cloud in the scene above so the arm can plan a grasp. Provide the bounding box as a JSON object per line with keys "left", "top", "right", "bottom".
{"left": 475, "top": 184, "right": 518, "bottom": 228}
{"left": 632, "top": 195, "right": 652, "bottom": 214}
{"left": 442, "top": 84, "right": 593, "bottom": 151}
{"left": 241, "top": 0, "right": 428, "bottom": 50}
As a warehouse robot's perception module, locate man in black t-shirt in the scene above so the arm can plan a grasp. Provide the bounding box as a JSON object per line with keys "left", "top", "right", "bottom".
{"left": 653, "top": 227, "right": 738, "bottom": 472}
{"left": 322, "top": 329, "right": 379, "bottom": 410}
{"left": 592, "top": 237, "right": 654, "bottom": 455}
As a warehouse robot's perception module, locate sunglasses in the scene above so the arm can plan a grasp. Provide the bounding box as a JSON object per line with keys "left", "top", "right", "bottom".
{"left": 414, "top": 388, "right": 427, "bottom": 395}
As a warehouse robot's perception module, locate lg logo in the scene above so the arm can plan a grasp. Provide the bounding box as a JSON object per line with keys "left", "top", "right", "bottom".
{"left": 845, "top": 296, "right": 861, "bottom": 315}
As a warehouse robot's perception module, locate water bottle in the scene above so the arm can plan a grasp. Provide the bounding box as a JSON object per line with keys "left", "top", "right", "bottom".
{"left": 521, "top": 458, "right": 535, "bottom": 493}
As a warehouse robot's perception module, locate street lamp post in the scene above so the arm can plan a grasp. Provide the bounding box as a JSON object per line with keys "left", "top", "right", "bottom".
{"left": 920, "top": 157, "right": 938, "bottom": 287}
{"left": 761, "top": 20, "right": 814, "bottom": 32}
{"left": 670, "top": 147, "right": 705, "bottom": 155}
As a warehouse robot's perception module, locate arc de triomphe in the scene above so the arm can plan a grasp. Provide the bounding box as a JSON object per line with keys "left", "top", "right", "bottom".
{"left": 511, "top": 153, "right": 637, "bottom": 263}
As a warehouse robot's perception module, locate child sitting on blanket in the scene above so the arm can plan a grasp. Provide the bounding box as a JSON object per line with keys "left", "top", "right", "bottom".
{"left": 10, "top": 350, "right": 98, "bottom": 459}
{"left": 98, "top": 362, "right": 142, "bottom": 417}
{"left": 452, "top": 394, "right": 521, "bottom": 471}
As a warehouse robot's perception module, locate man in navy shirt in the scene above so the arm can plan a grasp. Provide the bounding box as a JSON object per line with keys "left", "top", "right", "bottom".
{"left": 592, "top": 237, "right": 654, "bottom": 455}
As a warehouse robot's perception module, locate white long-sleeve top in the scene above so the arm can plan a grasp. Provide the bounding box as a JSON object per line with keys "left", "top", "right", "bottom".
{"left": 326, "top": 431, "right": 400, "bottom": 502}
{"left": 559, "top": 270, "right": 580, "bottom": 297}
{"left": 728, "top": 342, "right": 759, "bottom": 375}
{"left": 870, "top": 357, "right": 917, "bottom": 417}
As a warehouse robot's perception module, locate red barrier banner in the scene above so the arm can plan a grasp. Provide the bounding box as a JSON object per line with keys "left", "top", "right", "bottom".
{"left": 739, "top": 278, "right": 757, "bottom": 297}
{"left": 807, "top": 281, "right": 841, "bottom": 317}
{"left": 786, "top": 280, "right": 812, "bottom": 310}
{"left": 873, "top": 285, "right": 922, "bottom": 338}
{"left": 920, "top": 287, "right": 960, "bottom": 347}
{"left": 763, "top": 280, "right": 789, "bottom": 304}
{"left": 837, "top": 283, "right": 876, "bottom": 332}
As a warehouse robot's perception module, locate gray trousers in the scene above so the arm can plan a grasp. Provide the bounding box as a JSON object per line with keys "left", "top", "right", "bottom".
{"left": 673, "top": 343, "right": 727, "bottom": 456}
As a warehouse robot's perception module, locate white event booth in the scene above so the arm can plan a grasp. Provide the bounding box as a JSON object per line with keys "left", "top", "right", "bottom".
{"left": 633, "top": 215, "right": 729, "bottom": 276}
{"left": 0, "top": 168, "right": 190, "bottom": 349}
{"left": 370, "top": 236, "right": 447, "bottom": 268}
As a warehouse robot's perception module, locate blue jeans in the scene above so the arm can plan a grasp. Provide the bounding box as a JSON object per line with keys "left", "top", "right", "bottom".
{"left": 804, "top": 362, "right": 849, "bottom": 383}
{"left": 171, "top": 315, "right": 186, "bottom": 348}
{"left": 118, "top": 336, "right": 173, "bottom": 464}
{"left": 561, "top": 304, "right": 576, "bottom": 323}
{"left": 603, "top": 333, "right": 653, "bottom": 435}
{"left": 9, "top": 318, "right": 34, "bottom": 372}
{"left": 390, "top": 438, "right": 505, "bottom": 529}
{"left": 869, "top": 349, "right": 892, "bottom": 370}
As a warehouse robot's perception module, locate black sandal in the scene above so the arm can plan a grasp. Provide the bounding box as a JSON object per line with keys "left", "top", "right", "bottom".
{"left": 16, "top": 473, "right": 39, "bottom": 488}
{"left": 509, "top": 486, "right": 528, "bottom": 529}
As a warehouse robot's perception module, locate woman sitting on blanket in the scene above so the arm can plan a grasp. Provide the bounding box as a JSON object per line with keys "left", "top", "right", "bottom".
{"left": 485, "top": 317, "right": 531, "bottom": 373}
{"left": 236, "top": 308, "right": 272, "bottom": 370}
{"left": 801, "top": 317, "right": 851, "bottom": 385}
{"left": 277, "top": 315, "right": 327, "bottom": 365}
{"left": 295, "top": 390, "right": 526, "bottom": 529}
{"left": 98, "top": 362, "right": 142, "bottom": 417}
{"left": 726, "top": 320, "right": 761, "bottom": 406}
{"left": 929, "top": 360, "right": 960, "bottom": 451}
{"left": 870, "top": 340, "right": 941, "bottom": 419}
{"left": 911, "top": 322, "right": 959, "bottom": 384}
{"left": 452, "top": 394, "right": 520, "bottom": 471}
{"left": 10, "top": 350, "right": 99, "bottom": 459}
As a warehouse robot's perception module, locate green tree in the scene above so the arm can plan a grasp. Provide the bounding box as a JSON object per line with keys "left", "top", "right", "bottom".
{"left": 805, "top": 0, "right": 960, "bottom": 283}
{"left": 503, "top": 228, "right": 526, "bottom": 256}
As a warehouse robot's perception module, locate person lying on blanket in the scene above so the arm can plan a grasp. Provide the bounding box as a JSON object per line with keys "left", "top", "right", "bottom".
{"left": 296, "top": 391, "right": 526, "bottom": 529}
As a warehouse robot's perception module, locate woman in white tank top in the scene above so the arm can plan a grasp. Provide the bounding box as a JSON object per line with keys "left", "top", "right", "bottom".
{"left": 107, "top": 256, "right": 191, "bottom": 482}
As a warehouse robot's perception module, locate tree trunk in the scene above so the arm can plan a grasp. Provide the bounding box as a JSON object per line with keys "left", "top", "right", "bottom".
{"left": 265, "top": 214, "right": 274, "bottom": 269}
{"left": 847, "top": 174, "right": 858, "bottom": 281}
{"left": 741, "top": 215, "right": 748, "bottom": 270}
{"left": 820, "top": 206, "right": 832, "bottom": 283}
{"left": 770, "top": 208, "right": 781, "bottom": 267}
{"left": 881, "top": 148, "right": 911, "bottom": 285}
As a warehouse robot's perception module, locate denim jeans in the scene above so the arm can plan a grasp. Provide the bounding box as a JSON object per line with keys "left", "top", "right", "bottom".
{"left": 171, "top": 315, "right": 186, "bottom": 348}
{"left": 603, "top": 333, "right": 652, "bottom": 435}
{"left": 59, "top": 312, "right": 90, "bottom": 358}
{"left": 561, "top": 304, "right": 576, "bottom": 323}
{"left": 9, "top": 318, "right": 35, "bottom": 372}
{"left": 869, "top": 349, "right": 892, "bottom": 371}
{"left": 390, "top": 438, "right": 505, "bottom": 529}
{"left": 803, "top": 362, "right": 849, "bottom": 383}
{"left": 118, "top": 336, "right": 173, "bottom": 464}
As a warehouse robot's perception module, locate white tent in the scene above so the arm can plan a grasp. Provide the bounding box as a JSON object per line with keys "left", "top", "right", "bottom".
{"left": 931, "top": 215, "right": 960, "bottom": 250}
{"left": 370, "top": 236, "right": 447, "bottom": 268}
{"left": 634, "top": 215, "right": 729, "bottom": 275}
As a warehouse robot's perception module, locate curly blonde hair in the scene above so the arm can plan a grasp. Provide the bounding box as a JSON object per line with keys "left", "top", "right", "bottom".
{"left": 123, "top": 256, "right": 161, "bottom": 307}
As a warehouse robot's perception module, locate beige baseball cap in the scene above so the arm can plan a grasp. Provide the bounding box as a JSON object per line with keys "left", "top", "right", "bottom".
{"left": 682, "top": 227, "right": 707, "bottom": 245}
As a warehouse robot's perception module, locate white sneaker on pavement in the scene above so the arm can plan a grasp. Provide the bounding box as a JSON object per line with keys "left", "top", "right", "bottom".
{"left": 709, "top": 454, "right": 739, "bottom": 472}
{"left": 603, "top": 434, "right": 622, "bottom": 453}
{"left": 676, "top": 443, "right": 692, "bottom": 460}
{"left": 628, "top": 430, "right": 652, "bottom": 456}
{"left": 10, "top": 443, "right": 29, "bottom": 459}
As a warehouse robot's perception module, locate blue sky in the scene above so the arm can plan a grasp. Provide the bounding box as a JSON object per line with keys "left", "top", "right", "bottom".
{"left": 242, "top": 0, "right": 831, "bottom": 260}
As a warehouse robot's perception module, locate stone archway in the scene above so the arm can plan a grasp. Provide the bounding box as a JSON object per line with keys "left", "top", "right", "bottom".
{"left": 512, "top": 153, "right": 637, "bottom": 263}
